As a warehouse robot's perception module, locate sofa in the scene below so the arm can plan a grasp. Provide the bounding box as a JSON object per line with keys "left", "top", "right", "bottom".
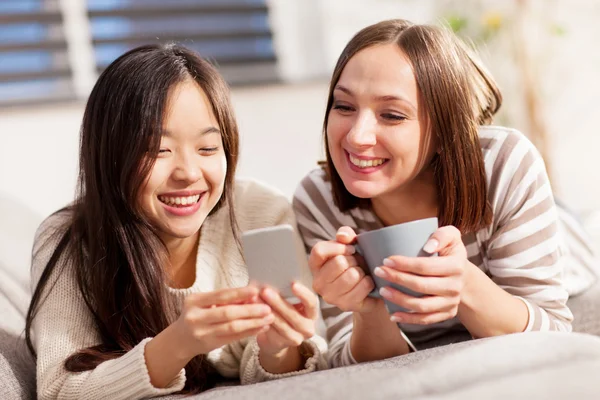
{"left": 2, "top": 192, "right": 600, "bottom": 400}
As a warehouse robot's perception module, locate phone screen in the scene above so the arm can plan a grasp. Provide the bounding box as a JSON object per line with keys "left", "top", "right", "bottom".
{"left": 241, "top": 224, "right": 305, "bottom": 302}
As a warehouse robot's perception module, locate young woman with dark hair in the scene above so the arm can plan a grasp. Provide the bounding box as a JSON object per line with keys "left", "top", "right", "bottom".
{"left": 26, "top": 43, "right": 326, "bottom": 399}
{"left": 293, "top": 19, "right": 598, "bottom": 367}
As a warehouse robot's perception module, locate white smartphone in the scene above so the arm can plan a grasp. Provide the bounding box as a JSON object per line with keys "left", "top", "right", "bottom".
{"left": 241, "top": 224, "right": 307, "bottom": 304}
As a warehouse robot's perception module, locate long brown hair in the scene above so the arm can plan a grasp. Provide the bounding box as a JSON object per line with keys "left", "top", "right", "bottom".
{"left": 324, "top": 19, "right": 501, "bottom": 233}
{"left": 25, "top": 44, "right": 240, "bottom": 393}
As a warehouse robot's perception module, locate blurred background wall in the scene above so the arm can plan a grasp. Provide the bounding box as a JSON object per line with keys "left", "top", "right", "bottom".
{"left": 0, "top": 0, "right": 599, "bottom": 221}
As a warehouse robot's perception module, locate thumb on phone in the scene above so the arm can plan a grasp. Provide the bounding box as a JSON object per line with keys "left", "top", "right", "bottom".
{"left": 336, "top": 226, "right": 357, "bottom": 245}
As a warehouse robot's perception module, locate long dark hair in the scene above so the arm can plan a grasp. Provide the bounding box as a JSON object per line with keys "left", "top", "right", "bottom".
{"left": 324, "top": 19, "right": 501, "bottom": 233}
{"left": 25, "top": 44, "right": 240, "bottom": 393}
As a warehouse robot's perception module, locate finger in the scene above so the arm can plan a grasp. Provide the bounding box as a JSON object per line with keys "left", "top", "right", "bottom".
{"left": 378, "top": 287, "right": 457, "bottom": 314}
{"left": 186, "top": 286, "right": 260, "bottom": 308}
{"left": 212, "top": 314, "right": 274, "bottom": 337}
{"left": 261, "top": 287, "right": 311, "bottom": 336}
{"left": 319, "top": 255, "right": 358, "bottom": 284}
{"left": 390, "top": 309, "right": 458, "bottom": 325}
{"left": 380, "top": 256, "right": 461, "bottom": 277}
{"left": 322, "top": 266, "right": 366, "bottom": 300}
{"left": 335, "top": 275, "right": 376, "bottom": 310}
{"left": 309, "top": 240, "right": 356, "bottom": 274}
{"left": 291, "top": 281, "right": 319, "bottom": 321}
{"left": 422, "top": 226, "right": 465, "bottom": 257}
{"left": 222, "top": 326, "right": 271, "bottom": 344}
{"left": 375, "top": 268, "right": 462, "bottom": 296}
{"left": 201, "top": 303, "right": 272, "bottom": 324}
{"left": 335, "top": 226, "right": 358, "bottom": 245}
{"left": 267, "top": 311, "right": 305, "bottom": 346}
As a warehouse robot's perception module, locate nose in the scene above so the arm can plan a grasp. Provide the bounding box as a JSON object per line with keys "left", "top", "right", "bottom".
{"left": 171, "top": 151, "right": 201, "bottom": 184}
{"left": 346, "top": 111, "right": 377, "bottom": 148}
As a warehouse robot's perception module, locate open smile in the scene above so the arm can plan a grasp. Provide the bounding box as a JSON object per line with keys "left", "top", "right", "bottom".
{"left": 345, "top": 150, "right": 389, "bottom": 173}
{"left": 157, "top": 191, "right": 205, "bottom": 216}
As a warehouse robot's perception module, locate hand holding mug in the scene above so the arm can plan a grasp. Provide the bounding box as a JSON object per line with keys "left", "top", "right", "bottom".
{"left": 308, "top": 227, "right": 378, "bottom": 313}
{"left": 374, "top": 225, "right": 469, "bottom": 325}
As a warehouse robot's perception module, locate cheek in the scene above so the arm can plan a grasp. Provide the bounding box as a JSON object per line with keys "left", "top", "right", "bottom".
{"left": 205, "top": 154, "right": 227, "bottom": 189}
{"left": 326, "top": 114, "right": 349, "bottom": 152}
{"left": 138, "top": 163, "right": 167, "bottom": 209}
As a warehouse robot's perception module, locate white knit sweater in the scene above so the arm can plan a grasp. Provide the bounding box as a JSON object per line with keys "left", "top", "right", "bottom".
{"left": 31, "top": 179, "right": 327, "bottom": 400}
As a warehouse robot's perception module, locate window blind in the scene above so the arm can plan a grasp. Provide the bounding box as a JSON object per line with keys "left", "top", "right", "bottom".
{"left": 88, "top": 0, "right": 278, "bottom": 85}
{"left": 0, "top": 0, "right": 75, "bottom": 106}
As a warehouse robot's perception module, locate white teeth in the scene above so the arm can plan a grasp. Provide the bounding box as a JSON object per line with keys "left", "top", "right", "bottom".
{"left": 158, "top": 194, "right": 201, "bottom": 207}
{"left": 349, "top": 155, "right": 386, "bottom": 168}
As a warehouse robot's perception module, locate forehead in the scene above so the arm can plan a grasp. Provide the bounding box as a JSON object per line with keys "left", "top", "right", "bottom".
{"left": 337, "top": 44, "right": 417, "bottom": 99}
{"left": 163, "top": 79, "right": 218, "bottom": 131}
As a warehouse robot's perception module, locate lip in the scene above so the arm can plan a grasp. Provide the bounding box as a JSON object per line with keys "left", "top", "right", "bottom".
{"left": 158, "top": 191, "right": 205, "bottom": 217}
{"left": 158, "top": 190, "right": 205, "bottom": 197}
{"left": 345, "top": 150, "right": 389, "bottom": 174}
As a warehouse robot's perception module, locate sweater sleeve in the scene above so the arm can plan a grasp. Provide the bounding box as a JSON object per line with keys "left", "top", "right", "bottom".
{"left": 484, "top": 130, "right": 573, "bottom": 332}
{"left": 292, "top": 172, "right": 357, "bottom": 368}
{"left": 31, "top": 214, "right": 186, "bottom": 400}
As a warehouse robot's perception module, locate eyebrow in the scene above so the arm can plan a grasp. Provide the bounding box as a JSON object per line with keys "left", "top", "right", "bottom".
{"left": 334, "top": 84, "right": 417, "bottom": 112}
{"left": 162, "top": 126, "right": 221, "bottom": 137}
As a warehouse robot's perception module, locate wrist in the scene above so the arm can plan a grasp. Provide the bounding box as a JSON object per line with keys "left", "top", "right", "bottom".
{"left": 168, "top": 319, "right": 200, "bottom": 363}
{"left": 354, "top": 300, "right": 388, "bottom": 324}
{"left": 259, "top": 345, "right": 304, "bottom": 374}
{"left": 458, "top": 261, "right": 481, "bottom": 313}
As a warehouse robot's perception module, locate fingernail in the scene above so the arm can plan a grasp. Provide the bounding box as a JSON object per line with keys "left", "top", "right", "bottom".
{"left": 379, "top": 287, "right": 392, "bottom": 298}
{"left": 264, "top": 314, "right": 275, "bottom": 322}
{"left": 337, "top": 231, "right": 350, "bottom": 237}
{"left": 423, "top": 239, "right": 439, "bottom": 253}
{"left": 390, "top": 315, "right": 403, "bottom": 323}
{"left": 383, "top": 258, "right": 394, "bottom": 267}
{"left": 263, "top": 288, "right": 275, "bottom": 298}
{"left": 346, "top": 245, "right": 356, "bottom": 255}
{"left": 373, "top": 267, "right": 386, "bottom": 277}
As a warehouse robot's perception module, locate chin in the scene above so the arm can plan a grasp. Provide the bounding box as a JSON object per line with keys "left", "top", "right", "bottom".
{"left": 164, "top": 226, "right": 201, "bottom": 240}
{"left": 343, "top": 180, "right": 387, "bottom": 199}
{"left": 160, "top": 217, "right": 206, "bottom": 240}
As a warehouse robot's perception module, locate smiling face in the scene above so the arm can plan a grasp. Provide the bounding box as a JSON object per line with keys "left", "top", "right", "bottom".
{"left": 138, "top": 79, "right": 227, "bottom": 243}
{"left": 326, "top": 43, "right": 437, "bottom": 201}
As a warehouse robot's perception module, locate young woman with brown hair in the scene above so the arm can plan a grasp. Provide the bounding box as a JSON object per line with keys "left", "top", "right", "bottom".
{"left": 293, "top": 19, "right": 598, "bottom": 367}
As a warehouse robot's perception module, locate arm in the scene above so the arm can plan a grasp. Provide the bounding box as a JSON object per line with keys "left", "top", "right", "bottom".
{"left": 246, "top": 202, "right": 327, "bottom": 382}
{"left": 465, "top": 131, "right": 572, "bottom": 335}
{"left": 32, "top": 216, "right": 273, "bottom": 399}
{"left": 31, "top": 219, "right": 185, "bottom": 400}
{"left": 210, "top": 188, "right": 328, "bottom": 384}
{"left": 293, "top": 176, "right": 409, "bottom": 366}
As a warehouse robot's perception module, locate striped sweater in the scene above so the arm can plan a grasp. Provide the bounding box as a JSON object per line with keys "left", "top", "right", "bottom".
{"left": 293, "top": 126, "right": 599, "bottom": 367}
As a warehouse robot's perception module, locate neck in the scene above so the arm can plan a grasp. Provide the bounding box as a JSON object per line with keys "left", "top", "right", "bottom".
{"left": 371, "top": 167, "right": 438, "bottom": 226}
{"left": 160, "top": 231, "right": 199, "bottom": 289}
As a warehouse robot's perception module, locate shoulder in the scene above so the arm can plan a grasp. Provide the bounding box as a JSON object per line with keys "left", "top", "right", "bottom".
{"left": 478, "top": 126, "right": 547, "bottom": 190}
{"left": 292, "top": 168, "right": 333, "bottom": 209}
{"left": 478, "top": 126, "right": 541, "bottom": 168}
{"left": 231, "top": 178, "right": 293, "bottom": 230}
{"left": 31, "top": 207, "right": 73, "bottom": 286}
{"left": 33, "top": 208, "right": 72, "bottom": 255}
